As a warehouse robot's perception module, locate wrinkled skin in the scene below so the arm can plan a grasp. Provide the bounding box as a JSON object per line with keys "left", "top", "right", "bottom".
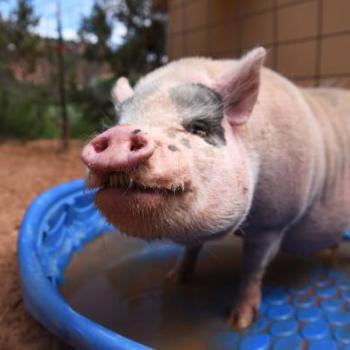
{"left": 81, "top": 47, "right": 350, "bottom": 329}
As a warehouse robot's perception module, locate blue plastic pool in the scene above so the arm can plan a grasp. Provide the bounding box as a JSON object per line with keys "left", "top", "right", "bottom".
{"left": 18, "top": 180, "right": 350, "bottom": 350}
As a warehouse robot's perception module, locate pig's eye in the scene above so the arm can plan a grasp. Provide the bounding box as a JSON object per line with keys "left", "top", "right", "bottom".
{"left": 188, "top": 120, "right": 209, "bottom": 138}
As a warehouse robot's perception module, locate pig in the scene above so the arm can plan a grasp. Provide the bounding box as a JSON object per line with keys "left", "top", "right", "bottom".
{"left": 81, "top": 47, "right": 350, "bottom": 329}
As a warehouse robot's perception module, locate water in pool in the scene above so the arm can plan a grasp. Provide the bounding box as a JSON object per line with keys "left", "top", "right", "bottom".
{"left": 61, "top": 231, "right": 350, "bottom": 350}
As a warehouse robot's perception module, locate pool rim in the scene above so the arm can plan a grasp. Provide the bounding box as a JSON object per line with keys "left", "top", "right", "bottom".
{"left": 18, "top": 179, "right": 152, "bottom": 350}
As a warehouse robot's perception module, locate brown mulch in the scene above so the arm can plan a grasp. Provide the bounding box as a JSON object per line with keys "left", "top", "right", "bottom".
{"left": 0, "top": 140, "right": 85, "bottom": 350}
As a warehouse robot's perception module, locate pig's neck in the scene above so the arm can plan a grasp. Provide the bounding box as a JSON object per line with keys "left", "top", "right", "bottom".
{"left": 240, "top": 68, "right": 326, "bottom": 234}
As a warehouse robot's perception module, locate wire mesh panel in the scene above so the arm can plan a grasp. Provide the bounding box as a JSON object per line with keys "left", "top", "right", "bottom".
{"left": 167, "top": 0, "right": 350, "bottom": 88}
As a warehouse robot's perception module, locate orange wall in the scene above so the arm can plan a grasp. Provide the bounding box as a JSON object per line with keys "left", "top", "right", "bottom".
{"left": 167, "top": 0, "right": 350, "bottom": 88}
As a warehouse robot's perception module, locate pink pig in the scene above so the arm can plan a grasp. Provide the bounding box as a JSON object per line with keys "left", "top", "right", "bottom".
{"left": 81, "top": 47, "right": 350, "bottom": 329}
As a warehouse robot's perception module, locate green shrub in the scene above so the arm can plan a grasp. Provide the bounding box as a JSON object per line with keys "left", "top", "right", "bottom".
{"left": 0, "top": 83, "right": 59, "bottom": 139}
{"left": 0, "top": 77, "right": 116, "bottom": 141}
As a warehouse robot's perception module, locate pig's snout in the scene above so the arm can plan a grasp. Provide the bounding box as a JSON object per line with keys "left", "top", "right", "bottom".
{"left": 81, "top": 125, "right": 155, "bottom": 172}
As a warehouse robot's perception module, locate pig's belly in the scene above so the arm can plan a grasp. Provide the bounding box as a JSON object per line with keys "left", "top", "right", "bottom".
{"left": 281, "top": 227, "right": 343, "bottom": 256}
{"left": 281, "top": 193, "right": 350, "bottom": 256}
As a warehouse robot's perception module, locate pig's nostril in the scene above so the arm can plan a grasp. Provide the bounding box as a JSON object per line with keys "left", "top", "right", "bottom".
{"left": 130, "top": 139, "right": 146, "bottom": 152}
{"left": 130, "top": 134, "right": 148, "bottom": 152}
{"left": 92, "top": 137, "right": 109, "bottom": 153}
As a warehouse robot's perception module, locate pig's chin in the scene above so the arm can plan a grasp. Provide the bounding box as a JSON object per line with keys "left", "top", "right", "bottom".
{"left": 95, "top": 186, "right": 184, "bottom": 239}
{"left": 95, "top": 187, "right": 241, "bottom": 242}
{"left": 97, "top": 187, "right": 165, "bottom": 209}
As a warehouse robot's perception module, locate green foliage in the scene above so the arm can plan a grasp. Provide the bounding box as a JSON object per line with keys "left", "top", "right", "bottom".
{"left": 9, "top": 0, "right": 40, "bottom": 76}
{"left": 10, "top": 0, "right": 39, "bottom": 30}
{"left": 80, "top": 0, "right": 166, "bottom": 78}
{"left": 0, "top": 0, "right": 166, "bottom": 141}
{"left": 0, "top": 83, "right": 59, "bottom": 139}
{"left": 79, "top": 0, "right": 112, "bottom": 61}
{"left": 0, "top": 1, "right": 51, "bottom": 140}
{"left": 0, "top": 77, "right": 116, "bottom": 140}
{"left": 68, "top": 78, "right": 116, "bottom": 139}
{"left": 111, "top": 0, "right": 166, "bottom": 75}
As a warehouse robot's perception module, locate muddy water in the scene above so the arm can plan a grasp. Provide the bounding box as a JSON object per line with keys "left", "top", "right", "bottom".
{"left": 61, "top": 232, "right": 350, "bottom": 350}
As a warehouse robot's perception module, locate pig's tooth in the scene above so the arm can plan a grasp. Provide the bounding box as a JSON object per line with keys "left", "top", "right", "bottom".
{"left": 86, "top": 172, "right": 97, "bottom": 188}
{"left": 121, "top": 174, "right": 127, "bottom": 187}
{"left": 116, "top": 174, "right": 121, "bottom": 187}
{"left": 110, "top": 173, "right": 119, "bottom": 187}
{"left": 94, "top": 173, "right": 103, "bottom": 188}
{"left": 124, "top": 174, "right": 129, "bottom": 187}
{"left": 111, "top": 174, "right": 115, "bottom": 187}
{"left": 115, "top": 174, "right": 120, "bottom": 187}
{"left": 116, "top": 174, "right": 122, "bottom": 187}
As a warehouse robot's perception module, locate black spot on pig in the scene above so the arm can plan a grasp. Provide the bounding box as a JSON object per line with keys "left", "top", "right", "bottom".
{"left": 180, "top": 138, "right": 191, "bottom": 149}
{"left": 170, "top": 83, "right": 226, "bottom": 146}
{"left": 132, "top": 129, "right": 141, "bottom": 134}
{"left": 168, "top": 144, "right": 179, "bottom": 152}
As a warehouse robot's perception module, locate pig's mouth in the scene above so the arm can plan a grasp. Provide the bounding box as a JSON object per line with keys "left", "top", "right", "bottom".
{"left": 88, "top": 170, "right": 192, "bottom": 239}
{"left": 86, "top": 171, "right": 187, "bottom": 196}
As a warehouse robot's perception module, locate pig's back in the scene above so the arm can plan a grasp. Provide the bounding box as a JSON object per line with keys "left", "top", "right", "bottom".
{"left": 302, "top": 87, "right": 350, "bottom": 188}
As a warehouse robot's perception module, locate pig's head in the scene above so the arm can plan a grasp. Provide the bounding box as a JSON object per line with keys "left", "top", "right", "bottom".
{"left": 81, "top": 47, "right": 265, "bottom": 243}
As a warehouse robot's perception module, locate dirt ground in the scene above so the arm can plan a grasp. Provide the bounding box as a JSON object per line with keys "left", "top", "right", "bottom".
{"left": 0, "top": 140, "right": 85, "bottom": 350}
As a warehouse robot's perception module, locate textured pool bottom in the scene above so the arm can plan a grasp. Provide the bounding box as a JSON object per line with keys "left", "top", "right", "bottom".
{"left": 209, "top": 269, "right": 350, "bottom": 350}
{"left": 63, "top": 233, "right": 350, "bottom": 350}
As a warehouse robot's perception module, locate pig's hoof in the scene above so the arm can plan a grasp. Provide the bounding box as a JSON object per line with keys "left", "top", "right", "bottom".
{"left": 227, "top": 304, "right": 257, "bottom": 330}
{"left": 165, "top": 268, "right": 193, "bottom": 284}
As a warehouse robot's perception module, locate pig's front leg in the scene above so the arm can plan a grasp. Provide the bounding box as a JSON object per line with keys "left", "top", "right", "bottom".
{"left": 167, "top": 245, "right": 202, "bottom": 283}
{"left": 229, "top": 231, "right": 284, "bottom": 329}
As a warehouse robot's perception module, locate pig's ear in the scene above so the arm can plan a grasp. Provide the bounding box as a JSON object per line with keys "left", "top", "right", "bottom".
{"left": 216, "top": 47, "right": 266, "bottom": 126}
{"left": 111, "top": 77, "right": 134, "bottom": 103}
